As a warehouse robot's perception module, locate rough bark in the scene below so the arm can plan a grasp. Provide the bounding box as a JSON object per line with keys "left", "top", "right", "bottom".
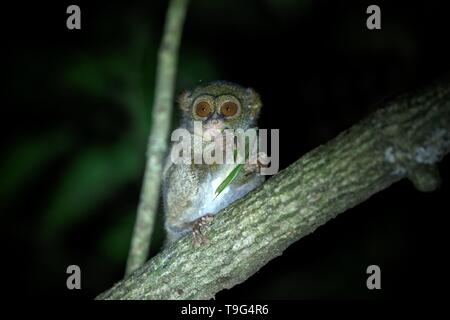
{"left": 125, "top": 0, "right": 188, "bottom": 276}
{"left": 101, "top": 80, "right": 450, "bottom": 299}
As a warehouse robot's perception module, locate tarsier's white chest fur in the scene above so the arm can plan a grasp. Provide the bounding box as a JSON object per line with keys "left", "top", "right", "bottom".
{"left": 184, "top": 165, "right": 259, "bottom": 223}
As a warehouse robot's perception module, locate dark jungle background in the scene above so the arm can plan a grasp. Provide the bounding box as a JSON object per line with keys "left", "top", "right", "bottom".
{"left": 2, "top": 0, "right": 449, "bottom": 299}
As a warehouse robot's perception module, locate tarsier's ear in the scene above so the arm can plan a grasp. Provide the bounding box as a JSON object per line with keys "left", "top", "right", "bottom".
{"left": 177, "top": 90, "right": 192, "bottom": 113}
{"left": 246, "top": 88, "right": 262, "bottom": 116}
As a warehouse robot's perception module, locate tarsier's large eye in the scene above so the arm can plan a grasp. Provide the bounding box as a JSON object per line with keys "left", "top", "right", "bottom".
{"left": 195, "top": 101, "right": 212, "bottom": 117}
{"left": 220, "top": 101, "right": 239, "bottom": 117}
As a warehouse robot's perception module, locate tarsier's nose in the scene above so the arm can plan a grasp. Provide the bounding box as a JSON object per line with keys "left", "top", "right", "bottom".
{"left": 210, "top": 119, "right": 219, "bottom": 125}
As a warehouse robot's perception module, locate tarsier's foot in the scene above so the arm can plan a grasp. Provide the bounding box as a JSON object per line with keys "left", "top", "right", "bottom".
{"left": 244, "top": 152, "right": 270, "bottom": 174}
{"left": 191, "top": 214, "right": 214, "bottom": 246}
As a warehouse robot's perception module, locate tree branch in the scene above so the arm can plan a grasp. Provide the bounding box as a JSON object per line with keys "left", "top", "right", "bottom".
{"left": 125, "top": 0, "right": 189, "bottom": 276}
{"left": 104, "top": 79, "right": 450, "bottom": 299}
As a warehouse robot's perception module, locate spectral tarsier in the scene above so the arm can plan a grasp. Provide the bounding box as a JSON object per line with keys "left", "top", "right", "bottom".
{"left": 163, "top": 81, "right": 267, "bottom": 246}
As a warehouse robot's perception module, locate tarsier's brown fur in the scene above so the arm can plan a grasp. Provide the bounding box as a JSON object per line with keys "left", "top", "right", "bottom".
{"left": 163, "top": 81, "right": 265, "bottom": 245}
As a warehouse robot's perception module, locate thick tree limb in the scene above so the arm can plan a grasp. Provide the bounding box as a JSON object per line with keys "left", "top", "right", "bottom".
{"left": 125, "top": 0, "right": 189, "bottom": 276}
{"left": 103, "top": 80, "right": 450, "bottom": 299}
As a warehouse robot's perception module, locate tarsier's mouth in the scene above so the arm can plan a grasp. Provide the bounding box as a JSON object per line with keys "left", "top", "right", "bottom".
{"left": 203, "top": 121, "right": 227, "bottom": 139}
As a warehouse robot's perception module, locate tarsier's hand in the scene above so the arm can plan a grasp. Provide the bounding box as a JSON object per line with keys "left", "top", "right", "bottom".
{"left": 244, "top": 152, "right": 270, "bottom": 174}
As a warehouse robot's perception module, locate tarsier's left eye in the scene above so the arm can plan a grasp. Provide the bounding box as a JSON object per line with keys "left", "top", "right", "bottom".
{"left": 195, "top": 101, "right": 212, "bottom": 117}
{"left": 220, "top": 101, "right": 239, "bottom": 117}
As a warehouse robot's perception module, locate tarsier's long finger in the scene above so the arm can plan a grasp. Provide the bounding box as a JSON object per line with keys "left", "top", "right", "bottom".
{"left": 191, "top": 214, "right": 214, "bottom": 246}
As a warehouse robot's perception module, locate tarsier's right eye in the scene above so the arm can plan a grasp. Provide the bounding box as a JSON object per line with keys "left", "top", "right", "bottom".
{"left": 195, "top": 101, "right": 212, "bottom": 117}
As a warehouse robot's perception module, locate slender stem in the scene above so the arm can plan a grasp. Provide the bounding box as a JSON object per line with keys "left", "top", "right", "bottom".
{"left": 100, "top": 80, "right": 450, "bottom": 299}
{"left": 125, "top": 0, "right": 189, "bottom": 276}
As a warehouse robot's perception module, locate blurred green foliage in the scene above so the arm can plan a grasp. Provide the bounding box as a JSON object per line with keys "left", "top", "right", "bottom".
{"left": 2, "top": 3, "right": 220, "bottom": 296}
